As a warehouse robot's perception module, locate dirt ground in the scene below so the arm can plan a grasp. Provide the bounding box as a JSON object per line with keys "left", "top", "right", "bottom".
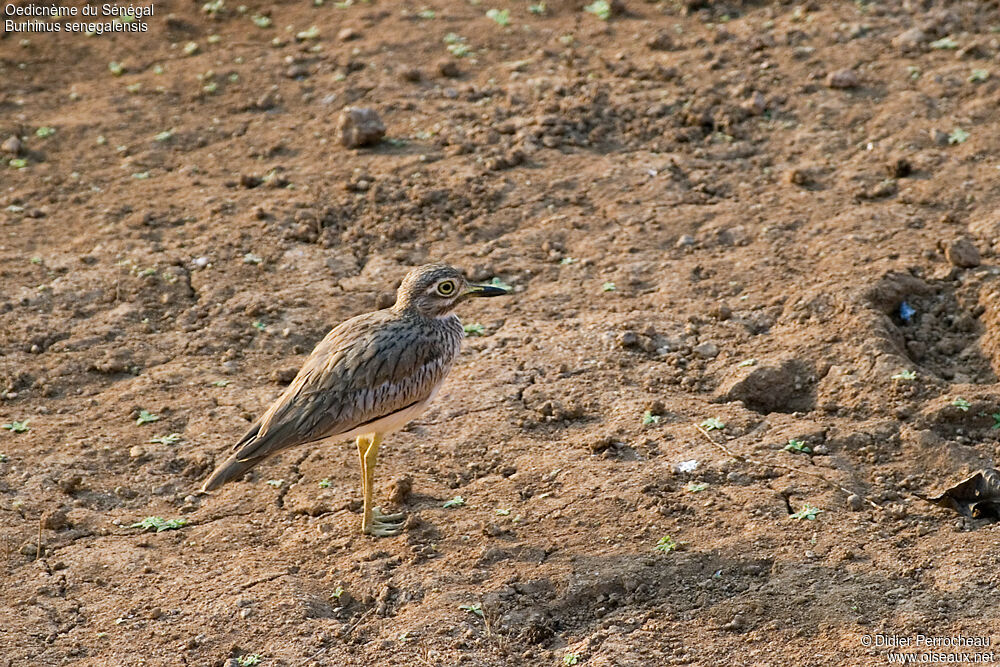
{"left": 3, "top": 0, "right": 1000, "bottom": 665}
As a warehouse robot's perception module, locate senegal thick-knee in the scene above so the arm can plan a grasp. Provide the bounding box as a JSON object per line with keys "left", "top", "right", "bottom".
{"left": 201, "top": 263, "right": 508, "bottom": 536}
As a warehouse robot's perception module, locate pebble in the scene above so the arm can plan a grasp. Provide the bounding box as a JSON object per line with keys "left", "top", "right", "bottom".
{"left": 675, "top": 234, "right": 696, "bottom": 248}
{"left": 338, "top": 107, "right": 386, "bottom": 148}
{"left": 847, "top": 494, "right": 864, "bottom": 511}
{"left": 129, "top": 445, "right": 146, "bottom": 459}
{"left": 694, "top": 342, "right": 719, "bottom": 358}
{"left": 826, "top": 69, "right": 859, "bottom": 89}
{"left": 193, "top": 256, "right": 209, "bottom": 269}
{"left": 944, "top": 237, "right": 980, "bottom": 268}
{"left": 2, "top": 135, "right": 22, "bottom": 155}
{"left": 337, "top": 27, "right": 359, "bottom": 41}
{"left": 891, "top": 27, "right": 927, "bottom": 52}
{"left": 437, "top": 59, "right": 461, "bottom": 78}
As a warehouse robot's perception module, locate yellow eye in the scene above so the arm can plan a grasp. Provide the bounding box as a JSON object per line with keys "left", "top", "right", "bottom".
{"left": 436, "top": 280, "right": 456, "bottom": 296}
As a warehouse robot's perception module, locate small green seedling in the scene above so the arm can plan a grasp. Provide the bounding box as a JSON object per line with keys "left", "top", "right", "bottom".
{"left": 486, "top": 8, "right": 510, "bottom": 26}
{"left": 930, "top": 36, "right": 958, "bottom": 49}
{"left": 2, "top": 420, "right": 29, "bottom": 433}
{"left": 654, "top": 535, "right": 679, "bottom": 552}
{"left": 642, "top": 411, "right": 660, "bottom": 426}
{"left": 444, "top": 33, "right": 471, "bottom": 57}
{"left": 464, "top": 323, "right": 486, "bottom": 337}
{"left": 130, "top": 516, "right": 188, "bottom": 532}
{"left": 737, "top": 358, "right": 757, "bottom": 367}
{"left": 202, "top": 0, "right": 225, "bottom": 14}
{"left": 784, "top": 439, "right": 811, "bottom": 455}
{"left": 601, "top": 281, "right": 616, "bottom": 292}
{"left": 489, "top": 276, "right": 513, "bottom": 291}
{"left": 236, "top": 655, "right": 261, "bottom": 667}
{"left": 790, "top": 504, "right": 821, "bottom": 521}
{"left": 212, "top": 380, "right": 230, "bottom": 387}
{"left": 563, "top": 655, "right": 580, "bottom": 666}
{"left": 332, "top": 585, "right": 345, "bottom": 600}
{"left": 417, "top": 9, "right": 436, "bottom": 19}
{"left": 132, "top": 171, "right": 150, "bottom": 180}
{"left": 443, "top": 496, "right": 466, "bottom": 508}
{"left": 154, "top": 130, "right": 173, "bottom": 142}
{"left": 952, "top": 397, "right": 971, "bottom": 412}
{"left": 9, "top": 158, "right": 27, "bottom": 169}
{"left": 149, "top": 433, "right": 182, "bottom": 445}
{"left": 907, "top": 66, "right": 921, "bottom": 80}
{"left": 252, "top": 321, "right": 266, "bottom": 331}
{"left": 969, "top": 69, "right": 990, "bottom": 83}
{"left": 183, "top": 41, "right": 199, "bottom": 55}
{"left": 35, "top": 127, "right": 56, "bottom": 138}
{"left": 528, "top": 2, "right": 546, "bottom": 14}
{"left": 0, "top": 454, "right": 8, "bottom": 462}
{"left": 892, "top": 370, "right": 916, "bottom": 381}
{"left": 135, "top": 410, "right": 159, "bottom": 425}
{"left": 266, "top": 479, "right": 284, "bottom": 488}
{"left": 948, "top": 128, "right": 970, "bottom": 145}
{"left": 243, "top": 252, "right": 263, "bottom": 265}
{"left": 109, "top": 61, "right": 125, "bottom": 76}
{"left": 991, "top": 413, "right": 1000, "bottom": 430}
{"left": 685, "top": 481, "right": 708, "bottom": 493}
{"left": 584, "top": 0, "right": 611, "bottom": 20}
{"left": 319, "top": 478, "right": 332, "bottom": 488}
{"left": 296, "top": 26, "right": 320, "bottom": 40}
{"left": 251, "top": 14, "right": 271, "bottom": 28}
{"left": 495, "top": 508, "right": 511, "bottom": 516}
{"left": 459, "top": 603, "right": 484, "bottom": 617}
{"left": 560, "top": 257, "right": 577, "bottom": 265}
{"left": 700, "top": 417, "right": 725, "bottom": 431}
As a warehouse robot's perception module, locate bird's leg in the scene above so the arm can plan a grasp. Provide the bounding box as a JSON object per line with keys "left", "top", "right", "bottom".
{"left": 361, "top": 432, "right": 405, "bottom": 537}
{"left": 356, "top": 435, "right": 370, "bottom": 531}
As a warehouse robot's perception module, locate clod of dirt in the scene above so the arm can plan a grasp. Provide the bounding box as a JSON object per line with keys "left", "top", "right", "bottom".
{"left": 920, "top": 469, "right": 1000, "bottom": 520}
{"left": 386, "top": 475, "right": 413, "bottom": 505}
{"left": 785, "top": 167, "right": 814, "bottom": 187}
{"left": 338, "top": 27, "right": 360, "bottom": 41}
{"left": 886, "top": 157, "right": 912, "bottom": 179}
{"left": 716, "top": 359, "right": 814, "bottom": 414}
{"left": 437, "top": 59, "right": 461, "bottom": 78}
{"left": 1, "top": 136, "right": 22, "bottom": 155}
{"left": 41, "top": 507, "right": 70, "bottom": 531}
{"left": 338, "top": 107, "right": 386, "bottom": 148}
{"left": 400, "top": 67, "right": 422, "bottom": 82}
{"left": 270, "top": 367, "right": 299, "bottom": 384}
{"left": 826, "top": 69, "right": 859, "bottom": 89}
{"left": 943, "top": 237, "right": 980, "bottom": 268}
{"left": 891, "top": 27, "right": 927, "bottom": 52}
{"left": 647, "top": 31, "right": 673, "bottom": 51}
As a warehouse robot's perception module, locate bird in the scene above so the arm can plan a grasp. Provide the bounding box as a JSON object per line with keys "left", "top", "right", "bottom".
{"left": 201, "top": 263, "right": 509, "bottom": 536}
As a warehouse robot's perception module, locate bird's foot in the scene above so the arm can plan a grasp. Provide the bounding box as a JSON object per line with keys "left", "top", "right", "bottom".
{"left": 364, "top": 506, "right": 406, "bottom": 537}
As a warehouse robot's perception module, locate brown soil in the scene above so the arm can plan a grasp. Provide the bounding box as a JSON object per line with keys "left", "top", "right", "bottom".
{"left": 3, "top": 1, "right": 1000, "bottom": 665}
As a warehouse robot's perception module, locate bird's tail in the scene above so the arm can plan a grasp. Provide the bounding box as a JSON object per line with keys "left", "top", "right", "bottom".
{"left": 201, "top": 453, "right": 261, "bottom": 492}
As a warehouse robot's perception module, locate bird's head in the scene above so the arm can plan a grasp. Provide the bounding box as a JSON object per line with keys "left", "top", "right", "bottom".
{"left": 393, "top": 263, "right": 508, "bottom": 318}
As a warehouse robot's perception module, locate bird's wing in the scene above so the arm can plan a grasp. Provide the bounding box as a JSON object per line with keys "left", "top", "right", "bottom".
{"left": 230, "top": 312, "right": 456, "bottom": 463}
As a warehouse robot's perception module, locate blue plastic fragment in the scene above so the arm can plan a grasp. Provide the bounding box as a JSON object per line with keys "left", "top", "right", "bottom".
{"left": 899, "top": 301, "right": 916, "bottom": 323}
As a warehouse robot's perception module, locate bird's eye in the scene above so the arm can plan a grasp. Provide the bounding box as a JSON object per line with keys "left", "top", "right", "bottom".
{"left": 436, "top": 280, "right": 457, "bottom": 296}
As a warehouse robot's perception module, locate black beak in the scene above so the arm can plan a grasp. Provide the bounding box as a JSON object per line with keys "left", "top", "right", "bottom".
{"left": 466, "top": 283, "right": 509, "bottom": 297}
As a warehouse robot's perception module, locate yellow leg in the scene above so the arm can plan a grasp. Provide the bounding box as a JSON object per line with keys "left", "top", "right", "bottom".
{"left": 359, "top": 432, "right": 405, "bottom": 537}
{"left": 356, "top": 435, "right": 371, "bottom": 531}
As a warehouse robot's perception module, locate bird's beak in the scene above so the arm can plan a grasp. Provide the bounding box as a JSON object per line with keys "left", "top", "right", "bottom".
{"left": 465, "top": 283, "right": 509, "bottom": 298}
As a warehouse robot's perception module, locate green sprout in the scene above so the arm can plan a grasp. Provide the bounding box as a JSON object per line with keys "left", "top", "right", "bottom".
{"left": 560, "top": 257, "right": 577, "bottom": 265}
{"left": 948, "top": 128, "right": 970, "bottom": 145}
{"left": 969, "top": 69, "right": 990, "bottom": 83}
{"left": 930, "top": 36, "right": 958, "bottom": 49}
{"left": 154, "top": 130, "right": 173, "bottom": 142}
{"left": 642, "top": 411, "right": 660, "bottom": 426}
{"left": 459, "top": 603, "right": 484, "bottom": 617}
{"left": 296, "top": 26, "right": 320, "bottom": 40}
{"left": 332, "top": 585, "right": 345, "bottom": 600}
{"left": 109, "top": 61, "right": 125, "bottom": 76}
{"left": 202, "top": 0, "right": 225, "bottom": 14}
{"left": 129, "top": 516, "right": 188, "bottom": 532}
{"left": 183, "top": 41, "right": 199, "bottom": 56}
{"left": 135, "top": 410, "right": 160, "bottom": 425}
{"left": 318, "top": 478, "right": 333, "bottom": 488}
{"left": 952, "top": 397, "right": 971, "bottom": 412}
{"left": 489, "top": 276, "right": 513, "bottom": 291}
{"left": 251, "top": 14, "right": 271, "bottom": 28}
{"left": 266, "top": 479, "right": 284, "bottom": 488}
{"left": 132, "top": 171, "right": 150, "bottom": 180}
{"left": 584, "top": 0, "right": 611, "bottom": 20}
{"left": 784, "top": 439, "right": 811, "bottom": 455}
{"left": 563, "top": 655, "right": 580, "bottom": 666}
{"left": 148, "top": 433, "right": 182, "bottom": 445}
{"left": 443, "top": 496, "right": 466, "bottom": 508}
{"left": 2, "top": 420, "right": 29, "bottom": 433}
{"left": 252, "top": 321, "right": 266, "bottom": 331}
{"left": 35, "top": 127, "right": 56, "bottom": 138}
{"left": 601, "top": 281, "right": 616, "bottom": 292}
{"left": 463, "top": 323, "right": 486, "bottom": 337}
{"left": 529, "top": 2, "right": 546, "bottom": 14}
{"left": 790, "top": 504, "right": 821, "bottom": 521}
{"left": 236, "top": 656, "right": 262, "bottom": 667}
{"left": 417, "top": 9, "right": 436, "bottom": 19}
{"left": 654, "top": 535, "right": 679, "bottom": 552}
{"left": 892, "top": 370, "right": 916, "bottom": 381}
{"left": 243, "top": 252, "right": 263, "bottom": 265}
{"left": 212, "top": 380, "right": 230, "bottom": 387}
{"left": 907, "top": 65, "right": 921, "bottom": 80}
{"left": 737, "top": 358, "right": 757, "bottom": 367}
{"left": 992, "top": 413, "right": 1000, "bottom": 430}
{"left": 9, "top": 158, "right": 27, "bottom": 169}
{"left": 685, "top": 481, "right": 708, "bottom": 493}
{"left": 486, "top": 8, "right": 510, "bottom": 26}
{"left": 495, "top": 508, "right": 511, "bottom": 516}
{"left": 700, "top": 417, "right": 725, "bottom": 431}
{"left": 444, "top": 33, "right": 471, "bottom": 57}
{"left": 0, "top": 454, "right": 7, "bottom": 462}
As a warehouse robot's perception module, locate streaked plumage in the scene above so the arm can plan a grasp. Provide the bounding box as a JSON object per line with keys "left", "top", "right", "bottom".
{"left": 201, "top": 263, "right": 508, "bottom": 536}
